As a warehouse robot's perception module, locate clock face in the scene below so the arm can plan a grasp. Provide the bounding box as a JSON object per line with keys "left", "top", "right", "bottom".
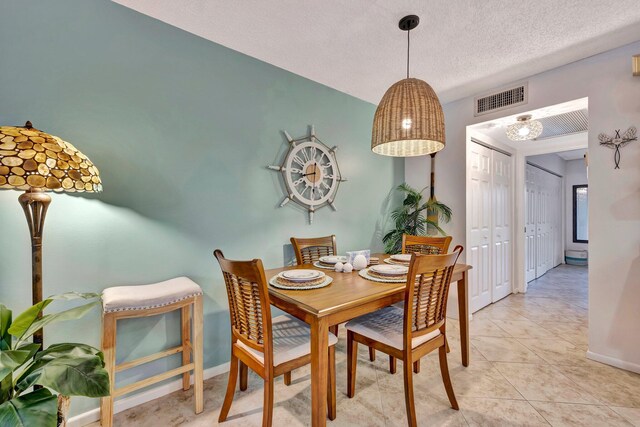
{"left": 284, "top": 141, "right": 338, "bottom": 207}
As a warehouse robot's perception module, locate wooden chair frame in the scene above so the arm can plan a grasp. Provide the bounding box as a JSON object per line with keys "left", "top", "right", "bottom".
{"left": 290, "top": 235, "right": 337, "bottom": 265}
{"left": 373, "top": 233, "right": 454, "bottom": 371}
{"left": 347, "top": 247, "right": 463, "bottom": 427}
{"left": 100, "top": 295, "right": 204, "bottom": 427}
{"left": 215, "top": 250, "right": 336, "bottom": 426}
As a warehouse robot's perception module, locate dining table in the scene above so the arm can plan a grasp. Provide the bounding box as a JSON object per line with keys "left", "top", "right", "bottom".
{"left": 266, "top": 253, "right": 472, "bottom": 427}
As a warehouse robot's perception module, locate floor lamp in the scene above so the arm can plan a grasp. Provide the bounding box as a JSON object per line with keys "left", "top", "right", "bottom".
{"left": 0, "top": 121, "right": 102, "bottom": 346}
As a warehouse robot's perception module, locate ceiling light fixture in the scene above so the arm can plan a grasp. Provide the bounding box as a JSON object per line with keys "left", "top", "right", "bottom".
{"left": 506, "top": 115, "right": 543, "bottom": 141}
{"left": 371, "top": 15, "right": 445, "bottom": 157}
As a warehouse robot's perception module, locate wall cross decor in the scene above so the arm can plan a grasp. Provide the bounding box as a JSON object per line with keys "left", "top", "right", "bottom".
{"left": 598, "top": 126, "right": 637, "bottom": 169}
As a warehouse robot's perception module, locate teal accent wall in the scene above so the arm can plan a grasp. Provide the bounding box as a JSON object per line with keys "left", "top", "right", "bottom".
{"left": 0, "top": 0, "right": 403, "bottom": 416}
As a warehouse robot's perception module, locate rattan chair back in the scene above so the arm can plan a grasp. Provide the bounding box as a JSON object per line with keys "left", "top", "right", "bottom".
{"left": 402, "top": 234, "right": 452, "bottom": 255}
{"left": 403, "top": 246, "right": 463, "bottom": 342}
{"left": 214, "top": 250, "right": 272, "bottom": 354}
{"left": 290, "top": 235, "right": 337, "bottom": 265}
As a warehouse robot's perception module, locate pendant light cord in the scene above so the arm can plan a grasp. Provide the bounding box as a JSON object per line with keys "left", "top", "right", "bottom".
{"left": 406, "top": 28, "right": 410, "bottom": 79}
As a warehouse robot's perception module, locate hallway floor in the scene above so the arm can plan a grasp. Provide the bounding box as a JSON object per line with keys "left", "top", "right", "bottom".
{"left": 92, "top": 265, "right": 640, "bottom": 426}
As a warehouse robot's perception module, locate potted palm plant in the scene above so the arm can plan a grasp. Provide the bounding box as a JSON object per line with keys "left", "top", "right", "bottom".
{"left": 0, "top": 292, "right": 110, "bottom": 426}
{"left": 383, "top": 183, "right": 452, "bottom": 254}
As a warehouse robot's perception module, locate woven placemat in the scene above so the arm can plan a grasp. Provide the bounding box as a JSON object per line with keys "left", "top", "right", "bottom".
{"left": 269, "top": 274, "right": 333, "bottom": 290}
{"left": 313, "top": 261, "right": 337, "bottom": 270}
{"left": 358, "top": 268, "right": 407, "bottom": 283}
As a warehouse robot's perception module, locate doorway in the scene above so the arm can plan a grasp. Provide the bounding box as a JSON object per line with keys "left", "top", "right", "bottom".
{"left": 465, "top": 98, "right": 588, "bottom": 313}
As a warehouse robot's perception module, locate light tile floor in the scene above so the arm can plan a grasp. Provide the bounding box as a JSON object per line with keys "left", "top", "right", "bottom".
{"left": 91, "top": 265, "right": 640, "bottom": 426}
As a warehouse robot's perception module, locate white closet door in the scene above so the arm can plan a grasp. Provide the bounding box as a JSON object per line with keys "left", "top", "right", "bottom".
{"left": 525, "top": 166, "right": 537, "bottom": 282}
{"left": 525, "top": 164, "right": 563, "bottom": 280}
{"left": 468, "top": 142, "right": 492, "bottom": 312}
{"left": 492, "top": 151, "right": 512, "bottom": 302}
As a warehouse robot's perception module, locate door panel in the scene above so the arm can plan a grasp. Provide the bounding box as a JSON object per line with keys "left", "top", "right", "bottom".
{"left": 468, "top": 142, "right": 492, "bottom": 312}
{"left": 492, "top": 151, "right": 512, "bottom": 302}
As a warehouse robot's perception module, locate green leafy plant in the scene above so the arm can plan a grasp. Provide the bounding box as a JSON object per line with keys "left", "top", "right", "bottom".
{"left": 383, "top": 183, "right": 452, "bottom": 254}
{"left": 0, "top": 293, "right": 109, "bottom": 426}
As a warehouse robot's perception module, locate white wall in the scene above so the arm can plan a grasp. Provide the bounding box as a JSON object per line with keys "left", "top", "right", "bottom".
{"left": 565, "top": 159, "right": 589, "bottom": 252}
{"left": 527, "top": 153, "right": 566, "bottom": 176}
{"left": 406, "top": 40, "right": 640, "bottom": 372}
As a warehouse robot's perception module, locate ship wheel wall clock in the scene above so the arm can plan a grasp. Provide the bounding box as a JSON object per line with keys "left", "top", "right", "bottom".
{"left": 268, "top": 125, "right": 346, "bottom": 224}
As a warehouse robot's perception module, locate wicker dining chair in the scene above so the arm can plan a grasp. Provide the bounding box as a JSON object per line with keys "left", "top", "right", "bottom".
{"left": 346, "top": 247, "right": 464, "bottom": 427}
{"left": 290, "top": 235, "right": 337, "bottom": 265}
{"left": 214, "top": 250, "right": 338, "bottom": 426}
{"left": 402, "top": 234, "right": 453, "bottom": 255}
{"left": 373, "top": 234, "right": 455, "bottom": 373}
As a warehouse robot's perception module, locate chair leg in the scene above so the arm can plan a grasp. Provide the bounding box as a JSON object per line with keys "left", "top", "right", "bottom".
{"left": 439, "top": 346, "right": 459, "bottom": 410}
{"left": 403, "top": 356, "right": 417, "bottom": 427}
{"left": 181, "top": 305, "right": 191, "bottom": 391}
{"left": 369, "top": 347, "right": 376, "bottom": 361}
{"left": 193, "top": 296, "right": 204, "bottom": 414}
{"left": 329, "top": 324, "right": 339, "bottom": 337}
{"left": 347, "top": 330, "right": 358, "bottom": 398}
{"left": 239, "top": 361, "right": 248, "bottom": 391}
{"left": 283, "top": 371, "right": 292, "bottom": 386}
{"left": 327, "top": 346, "right": 336, "bottom": 420}
{"left": 218, "top": 355, "right": 239, "bottom": 422}
{"left": 100, "top": 313, "right": 116, "bottom": 427}
{"left": 389, "top": 355, "right": 397, "bottom": 374}
{"left": 445, "top": 336, "right": 451, "bottom": 354}
{"left": 262, "top": 378, "right": 274, "bottom": 427}
{"left": 413, "top": 360, "right": 420, "bottom": 374}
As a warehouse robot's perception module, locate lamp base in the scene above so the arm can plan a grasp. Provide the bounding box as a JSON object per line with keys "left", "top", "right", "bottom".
{"left": 18, "top": 188, "right": 51, "bottom": 346}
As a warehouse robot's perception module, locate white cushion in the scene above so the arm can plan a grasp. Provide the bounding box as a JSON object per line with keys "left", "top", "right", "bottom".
{"left": 345, "top": 306, "right": 440, "bottom": 350}
{"left": 102, "top": 277, "right": 202, "bottom": 313}
{"left": 237, "top": 315, "right": 338, "bottom": 366}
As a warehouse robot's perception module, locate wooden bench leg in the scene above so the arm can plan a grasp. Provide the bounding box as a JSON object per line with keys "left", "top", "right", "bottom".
{"left": 100, "top": 313, "right": 116, "bottom": 427}
{"left": 193, "top": 296, "right": 204, "bottom": 414}
{"left": 413, "top": 360, "right": 420, "bottom": 374}
{"left": 284, "top": 371, "right": 292, "bottom": 386}
{"left": 181, "top": 304, "right": 191, "bottom": 391}
{"left": 389, "top": 355, "right": 397, "bottom": 374}
{"left": 369, "top": 347, "right": 376, "bottom": 361}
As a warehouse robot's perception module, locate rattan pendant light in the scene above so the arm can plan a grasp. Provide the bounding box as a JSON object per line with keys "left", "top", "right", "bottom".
{"left": 371, "top": 15, "right": 445, "bottom": 157}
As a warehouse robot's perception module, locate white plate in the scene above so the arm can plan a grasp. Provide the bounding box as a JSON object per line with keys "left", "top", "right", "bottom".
{"left": 280, "top": 269, "right": 324, "bottom": 282}
{"left": 390, "top": 254, "right": 412, "bottom": 262}
{"left": 318, "top": 256, "right": 347, "bottom": 264}
{"left": 369, "top": 264, "right": 409, "bottom": 276}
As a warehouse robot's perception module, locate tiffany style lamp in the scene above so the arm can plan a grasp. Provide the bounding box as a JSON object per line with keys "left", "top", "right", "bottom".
{"left": 0, "top": 121, "right": 102, "bottom": 345}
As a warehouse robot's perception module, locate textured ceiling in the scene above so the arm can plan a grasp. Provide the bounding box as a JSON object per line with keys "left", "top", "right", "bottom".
{"left": 112, "top": 0, "right": 640, "bottom": 104}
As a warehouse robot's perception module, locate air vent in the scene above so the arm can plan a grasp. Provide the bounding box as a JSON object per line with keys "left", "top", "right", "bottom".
{"left": 474, "top": 83, "right": 528, "bottom": 116}
{"left": 534, "top": 109, "right": 588, "bottom": 140}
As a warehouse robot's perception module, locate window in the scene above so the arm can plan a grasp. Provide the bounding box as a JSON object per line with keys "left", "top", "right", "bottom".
{"left": 573, "top": 185, "right": 588, "bottom": 243}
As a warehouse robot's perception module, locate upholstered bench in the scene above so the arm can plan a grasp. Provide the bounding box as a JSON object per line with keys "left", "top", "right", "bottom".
{"left": 100, "top": 277, "right": 204, "bottom": 427}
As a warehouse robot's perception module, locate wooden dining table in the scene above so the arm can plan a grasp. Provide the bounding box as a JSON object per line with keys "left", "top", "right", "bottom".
{"left": 265, "top": 254, "right": 472, "bottom": 427}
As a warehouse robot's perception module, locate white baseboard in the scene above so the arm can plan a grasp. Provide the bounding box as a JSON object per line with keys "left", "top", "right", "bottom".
{"left": 67, "top": 361, "right": 230, "bottom": 427}
{"left": 586, "top": 350, "right": 640, "bottom": 374}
